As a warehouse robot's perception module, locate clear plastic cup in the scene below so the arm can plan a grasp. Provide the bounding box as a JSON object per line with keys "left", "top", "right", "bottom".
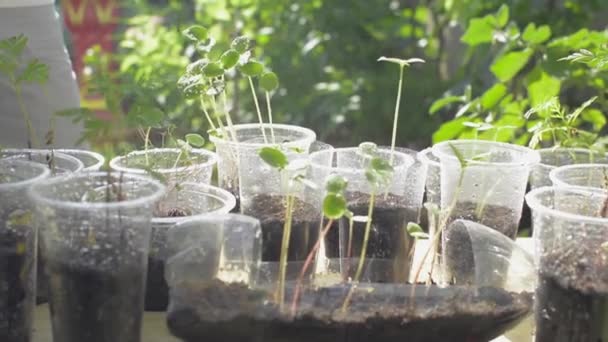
{"left": 1, "top": 149, "right": 84, "bottom": 175}
{"left": 549, "top": 163, "right": 608, "bottom": 191}
{"left": 145, "top": 183, "right": 236, "bottom": 311}
{"left": 28, "top": 172, "right": 165, "bottom": 342}
{"left": 110, "top": 148, "right": 217, "bottom": 188}
{"left": 309, "top": 147, "right": 415, "bottom": 282}
{"left": 0, "top": 159, "right": 50, "bottom": 341}
{"left": 526, "top": 186, "right": 608, "bottom": 342}
{"left": 530, "top": 148, "right": 608, "bottom": 189}
{"left": 209, "top": 123, "right": 316, "bottom": 209}
{"left": 419, "top": 147, "right": 441, "bottom": 206}
{"left": 56, "top": 149, "right": 105, "bottom": 171}
{"left": 432, "top": 140, "right": 540, "bottom": 239}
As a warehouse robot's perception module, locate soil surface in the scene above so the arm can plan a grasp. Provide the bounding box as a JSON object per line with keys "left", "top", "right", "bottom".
{"left": 167, "top": 279, "right": 533, "bottom": 342}
{"left": 45, "top": 259, "right": 146, "bottom": 342}
{"left": 327, "top": 192, "right": 416, "bottom": 283}
{"left": 244, "top": 194, "right": 320, "bottom": 262}
{"left": 0, "top": 228, "right": 35, "bottom": 342}
{"left": 536, "top": 250, "right": 608, "bottom": 342}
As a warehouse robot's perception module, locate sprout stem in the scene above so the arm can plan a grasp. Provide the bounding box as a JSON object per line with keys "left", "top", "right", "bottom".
{"left": 277, "top": 193, "right": 295, "bottom": 311}
{"left": 14, "top": 85, "right": 39, "bottom": 148}
{"left": 389, "top": 65, "right": 405, "bottom": 165}
{"left": 144, "top": 127, "right": 151, "bottom": 166}
{"left": 266, "top": 91, "right": 276, "bottom": 144}
{"left": 248, "top": 76, "right": 268, "bottom": 144}
{"left": 200, "top": 97, "right": 217, "bottom": 131}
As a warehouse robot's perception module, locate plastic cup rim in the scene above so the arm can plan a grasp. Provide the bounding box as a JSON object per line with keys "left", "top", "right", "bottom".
{"left": 309, "top": 146, "right": 415, "bottom": 175}
{"left": 0, "top": 159, "right": 52, "bottom": 191}
{"left": 525, "top": 186, "right": 608, "bottom": 225}
{"left": 432, "top": 139, "right": 540, "bottom": 168}
{"left": 56, "top": 149, "right": 105, "bottom": 171}
{"left": 109, "top": 148, "right": 217, "bottom": 175}
{"left": 209, "top": 123, "right": 317, "bottom": 149}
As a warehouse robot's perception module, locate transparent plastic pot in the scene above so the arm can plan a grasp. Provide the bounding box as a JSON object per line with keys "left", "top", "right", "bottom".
{"left": 309, "top": 147, "right": 415, "bottom": 283}
{"left": 530, "top": 148, "right": 608, "bottom": 189}
{"left": 56, "top": 149, "right": 105, "bottom": 171}
{"left": 526, "top": 186, "right": 608, "bottom": 342}
{"left": 549, "top": 163, "right": 608, "bottom": 191}
{"left": 0, "top": 159, "right": 50, "bottom": 341}
{"left": 432, "top": 140, "right": 540, "bottom": 239}
{"left": 164, "top": 216, "right": 534, "bottom": 342}
{"left": 145, "top": 183, "right": 236, "bottom": 311}
{"left": 110, "top": 148, "right": 217, "bottom": 189}
{"left": 209, "top": 123, "right": 316, "bottom": 209}
{"left": 28, "top": 172, "right": 165, "bottom": 342}
{"left": 419, "top": 147, "right": 441, "bottom": 206}
{"left": 1, "top": 148, "right": 84, "bottom": 175}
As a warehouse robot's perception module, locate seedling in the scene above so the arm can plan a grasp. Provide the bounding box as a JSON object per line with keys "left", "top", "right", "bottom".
{"left": 0, "top": 35, "right": 49, "bottom": 148}
{"left": 377, "top": 56, "right": 425, "bottom": 164}
{"left": 290, "top": 174, "right": 351, "bottom": 316}
{"left": 341, "top": 142, "right": 394, "bottom": 312}
{"left": 258, "top": 146, "right": 316, "bottom": 311}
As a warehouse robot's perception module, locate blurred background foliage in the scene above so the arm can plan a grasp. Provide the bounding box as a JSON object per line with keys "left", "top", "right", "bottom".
{"left": 80, "top": 0, "right": 608, "bottom": 151}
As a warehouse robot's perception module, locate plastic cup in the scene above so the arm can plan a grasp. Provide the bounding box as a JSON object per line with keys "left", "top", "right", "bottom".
{"left": 432, "top": 140, "right": 540, "bottom": 239}
{"left": 526, "top": 186, "right": 608, "bottom": 342}
{"left": 209, "top": 123, "right": 316, "bottom": 209}
{"left": 1, "top": 149, "right": 84, "bottom": 175}
{"left": 28, "top": 172, "right": 165, "bottom": 342}
{"left": 56, "top": 149, "right": 105, "bottom": 171}
{"left": 419, "top": 147, "right": 441, "bottom": 206}
{"left": 549, "top": 163, "right": 608, "bottom": 191}
{"left": 0, "top": 159, "right": 50, "bottom": 341}
{"left": 530, "top": 148, "right": 608, "bottom": 189}
{"left": 309, "top": 147, "right": 415, "bottom": 282}
{"left": 110, "top": 148, "right": 217, "bottom": 188}
{"left": 145, "top": 183, "right": 236, "bottom": 311}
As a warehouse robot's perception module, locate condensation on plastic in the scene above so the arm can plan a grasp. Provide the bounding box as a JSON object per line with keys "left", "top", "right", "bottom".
{"left": 549, "top": 163, "right": 608, "bottom": 191}
{"left": 1, "top": 148, "right": 84, "bottom": 175}
{"left": 419, "top": 147, "right": 441, "bottom": 206}
{"left": 530, "top": 148, "right": 608, "bottom": 189}
{"left": 56, "top": 149, "right": 105, "bottom": 171}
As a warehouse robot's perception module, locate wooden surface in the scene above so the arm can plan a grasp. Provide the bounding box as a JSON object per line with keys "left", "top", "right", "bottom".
{"left": 33, "top": 238, "right": 536, "bottom": 342}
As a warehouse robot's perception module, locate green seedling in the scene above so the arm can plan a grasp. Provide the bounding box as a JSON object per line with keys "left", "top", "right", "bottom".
{"left": 341, "top": 142, "right": 394, "bottom": 312}
{"left": 0, "top": 35, "right": 49, "bottom": 148}
{"left": 290, "top": 174, "right": 351, "bottom": 316}
{"left": 377, "top": 56, "right": 425, "bottom": 164}
{"left": 258, "top": 146, "right": 316, "bottom": 311}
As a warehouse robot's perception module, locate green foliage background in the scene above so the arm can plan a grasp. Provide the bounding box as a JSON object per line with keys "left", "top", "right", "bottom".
{"left": 82, "top": 0, "right": 608, "bottom": 150}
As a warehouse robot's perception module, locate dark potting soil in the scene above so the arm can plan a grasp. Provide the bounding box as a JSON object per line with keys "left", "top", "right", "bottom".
{"left": 328, "top": 192, "right": 416, "bottom": 283}
{"left": 449, "top": 201, "right": 519, "bottom": 239}
{"left": 245, "top": 194, "right": 319, "bottom": 262}
{"left": 535, "top": 251, "right": 608, "bottom": 342}
{"left": 167, "top": 279, "right": 533, "bottom": 342}
{"left": 0, "top": 229, "right": 35, "bottom": 342}
{"left": 45, "top": 259, "right": 146, "bottom": 342}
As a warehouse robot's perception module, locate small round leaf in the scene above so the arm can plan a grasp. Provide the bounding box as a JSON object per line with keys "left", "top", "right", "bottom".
{"left": 185, "top": 133, "right": 206, "bottom": 147}
{"left": 239, "top": 60, "right": 264, "bottom": 77}
{"left": 323, "top": 193, "right": 347, "bottom": 219}
{"left": 407, "top": 222, "right": 429, "bottom": 239}
{"left": 183, "top": 25, "right": 208, "bottom": 42}
{"left": 259, "top": 147, "right": 288, "bottom": 170}
{"left": 208, "top": 44, "right": 224, "bottom": 61}
{"left": 231, "top": 36, "right": 250, "bottom": 54}
{"left": 202, "top": 62, "right": 224, "bottom": 78}
{"left": 325, "top": 174, "right": 348, "bottom": 194}
{"left": 260, "top": 72, "right": 279, "bottom": 92}
{"left": 220, "top": 49, "right": 240, "bottom": 69}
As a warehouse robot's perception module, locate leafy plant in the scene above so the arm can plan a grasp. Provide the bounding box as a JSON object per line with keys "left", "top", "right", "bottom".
{"left": 0, "top": 35, "right": 49, "bottom": 147}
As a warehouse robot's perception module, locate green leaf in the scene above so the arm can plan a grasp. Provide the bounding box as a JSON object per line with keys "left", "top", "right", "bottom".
{"left": 17, "top": 59, "right": 48, "bottom": 85}
{"left": 480, "top": 83, "right": 507, "bottom": 110}
{"left": 185, "top": 133, "right": 206, "bottom": 147}
{"left": 522, "top": 24, "right": 551, "bottom": 44}
{"left": 569, "top": 96, "right": 597, "bottom": 125}
{"left": 429, "top": 95, "right": 465, "bottom": 115}
{"left": 208, "top": 44, "right": 224, "bottom": 61}
{"left": 182, "top": 25, "right": 208, "bottom": 42}
{"left": 495, "top": 5, "right": 509, "bottom": 28}
{"left": 461, "top": 16, "right": 494, "bottom": 46}
{"left": 448, "top": 142, "right": 468, "bottom": 168}
{"left": 259, "top": 147, "right": 288, "bottom": 170}
{"left": 582, "top": 108, "right": 606, "bottom": 131}
{"left": 370, "top": 157, "right": 394, "bottom": 173}
{"left": 231, "top": 36, "right": 250, "bottom": 54}
{"left": 490, "top": 49, "right": 533, "bottom": 82}
{"left": 526, "top": 68, "right": 561, "bottom": 107}
{"left": 260, "top": 72, "right": 279, "bottom": 92}
{"left": 407, "top": 222, "right": 429, "bottom": 239}
{"left": 432, "top": 117, "right": 468, "bottom": 143}
{"left": 138, "top": 107, "right": 164, "bottom": 127}
{"left": 0, "top": 35, "right": 27, "bottom": 58}
{"left": 239, "top": 60, "right": 264, "bottom": 77}
{"left": 220, "top": 49, "right": 240, "bottom": 69}
{"left": 323, "top": 193, "right": 347, "bottom": 220}
{"left": 202, "top": 62, "right": 224, "bottom": 78}
{"left": 325, "top": 174, "right": 348, "bottom": 194}
{"left": 377, "top": 56, "right": 425, "bottom": 67}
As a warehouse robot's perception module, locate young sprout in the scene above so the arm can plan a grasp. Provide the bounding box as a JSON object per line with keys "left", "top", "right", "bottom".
{"left": 341, "top": 142, "right": 394, "bottom": 312}
{"left": 0, "top": 35, "right": 50, "bottom": 147}
{"left": 260, "top": 71, "right": 279, "bottom": 144}
{"left": 377, "top": 56, "right": 425, "bottom": 165}
{"left": 240, "top": 59, "right": 267, "bottom": 143}
{"left": 290, "top": 174, "right": 351, "bottom": 316}
{"left": 258, "top": 146, "right": 314, "bottom": 311}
